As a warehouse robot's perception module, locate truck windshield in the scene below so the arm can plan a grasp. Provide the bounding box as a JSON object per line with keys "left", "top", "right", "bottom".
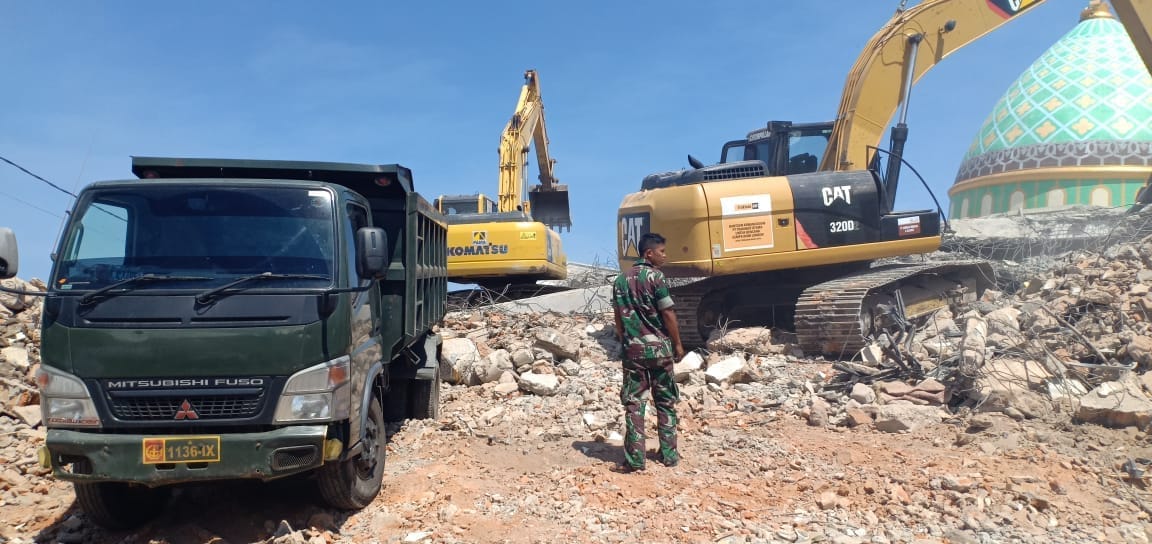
{"left": 52, "top": 185, "right": 336, "bottom": 291}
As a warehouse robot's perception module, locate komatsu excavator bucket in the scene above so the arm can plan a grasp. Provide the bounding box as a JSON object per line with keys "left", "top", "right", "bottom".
{"left": 529, "top": 185, "right": 572, "bottom": 231}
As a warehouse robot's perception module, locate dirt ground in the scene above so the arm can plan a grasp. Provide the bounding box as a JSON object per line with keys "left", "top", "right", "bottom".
{"left": 5, "top": 369, "right": 1152, "bottom": 544}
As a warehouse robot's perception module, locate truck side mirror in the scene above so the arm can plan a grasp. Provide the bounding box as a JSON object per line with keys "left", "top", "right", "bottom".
{"left": 355, "top": 227, "right": 388, "bottom": 279}
{"left": 0, "top": 228, "right": 18, "bottom": 280}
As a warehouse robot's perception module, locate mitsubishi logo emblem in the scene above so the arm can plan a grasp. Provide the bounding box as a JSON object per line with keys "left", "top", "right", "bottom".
{"left": 174, "top": 400, "right": 199, "bottom": 420}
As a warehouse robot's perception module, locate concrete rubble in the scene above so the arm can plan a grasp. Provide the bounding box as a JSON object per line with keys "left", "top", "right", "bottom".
{"left": 8, "top": 214, "right": 1152, "bottom": 542}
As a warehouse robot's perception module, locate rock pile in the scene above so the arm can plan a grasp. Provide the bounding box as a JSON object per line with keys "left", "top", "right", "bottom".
{"left": 0, "top": 278, "right": 70, "bottom": 542}
{"left": 437, "top": 225, "right": 1152, "bottom": 437}
{"left": 437, "top": 310, "right": 618, "bottom": 397}
{"left": 0, "top": 277, "right": 44, "bottom": 425}
{"left": 388, "top": 307, "right": 1152, "bottom": 544}
{"left": 824, "top": 232, "right": 1152, "bottom": 436}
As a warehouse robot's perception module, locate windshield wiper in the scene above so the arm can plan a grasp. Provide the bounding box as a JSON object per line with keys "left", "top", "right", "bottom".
{"left": 195, "top": 272, "right": 331, "bottom": 304}
{"left": 78, "top": 274, "right": 213, "bottom": 306}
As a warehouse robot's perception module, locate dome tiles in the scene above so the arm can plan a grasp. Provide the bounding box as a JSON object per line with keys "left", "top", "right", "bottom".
{"left": 948, "top": 3, "right": 1152, "bottom": 219}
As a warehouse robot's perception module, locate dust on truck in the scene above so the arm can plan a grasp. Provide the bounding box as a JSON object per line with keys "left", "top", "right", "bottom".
{"left": 0, "top": 157, "right": 448, "bottom": 529}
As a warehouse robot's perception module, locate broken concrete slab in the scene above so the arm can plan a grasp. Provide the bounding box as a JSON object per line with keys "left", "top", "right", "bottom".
{"left": 705, "top": 356, "right": 747, "bottom": 385}
{"left": 1077, "top": 379, "right": 1152, "bottom": 429}
{"left": 673, "top": 352, "right": 704, "bottom": 383}
{"left": 490, "top": 285, "right": 613, "bottom": 315}
{"left": 874, "top": 405, "right": 944, "bottom": 433}
{"left": 706, "top": 327, "right": 778, "bottom": 356}
{"left": 518, "top": 372, "right": 560, "bottom": 396}
{"left": 0, "top": 346, "right": 28, "bottom": 368}
{"left": 533, "top": 328, "right": 581, "bottom": 361}
{"left": 441, "top": 338, "right": 482, "bottom": 385}
{"left": 959, "top": 317, "right": 989, "bottom": 375}
{"left": 850, "top": 383, "right": 876, "bottom": 405}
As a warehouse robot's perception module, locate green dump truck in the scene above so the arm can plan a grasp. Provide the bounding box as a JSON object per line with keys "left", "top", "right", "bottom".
{"left": 0, "top": 157, "right": 448, "bottom": 528}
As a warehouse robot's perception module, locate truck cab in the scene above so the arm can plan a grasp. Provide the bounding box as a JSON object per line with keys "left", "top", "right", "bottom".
{"left": 0, "top": 157, "right": 448, "bottom": 528}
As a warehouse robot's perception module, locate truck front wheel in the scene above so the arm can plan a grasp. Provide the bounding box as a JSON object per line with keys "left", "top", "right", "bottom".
{"left": 318, "top": 396, "right": 386, "bottom": 510}
{"left": 73, "top": 480, "right": 172, "bottom": 530}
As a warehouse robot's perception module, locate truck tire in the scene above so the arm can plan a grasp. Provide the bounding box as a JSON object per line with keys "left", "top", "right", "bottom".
{"left": 409, "top": 363, "right": 441, "bottom": 420}
{"left": 318, "top": 395, "right": 385, "bottom": 510}
{"left": 73, "top": 480, "right": 171, "bottom": 530}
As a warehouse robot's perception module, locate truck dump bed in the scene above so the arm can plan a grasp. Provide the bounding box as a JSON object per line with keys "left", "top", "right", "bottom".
{"left": 131, "top": 156, "right": 448, "bottom": 354}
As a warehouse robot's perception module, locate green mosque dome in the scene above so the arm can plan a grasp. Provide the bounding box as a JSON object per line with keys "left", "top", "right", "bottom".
{"left": 949, "top": 2, "right": 1152, "bottom": 219}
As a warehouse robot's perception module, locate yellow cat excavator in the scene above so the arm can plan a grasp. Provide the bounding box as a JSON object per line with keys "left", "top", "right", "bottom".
{"left": 437, "top": 69, "right": 572, "bottom": 296}
{"left": 617, "top": 0, "right": 1152, "bottom": 356}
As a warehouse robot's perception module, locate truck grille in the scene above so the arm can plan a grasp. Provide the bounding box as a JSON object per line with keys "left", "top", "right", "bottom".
{"left": 108, "top": 391, "right": 265, "bottom": 421}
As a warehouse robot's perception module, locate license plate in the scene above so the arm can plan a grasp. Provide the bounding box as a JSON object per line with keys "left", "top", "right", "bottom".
{"left": 141, "top": 436, "right": 221, "bottom": 464}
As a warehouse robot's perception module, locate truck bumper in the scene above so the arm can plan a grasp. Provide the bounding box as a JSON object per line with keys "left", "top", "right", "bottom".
{"left": 44, "top": 425, "right": 329, "bottom": 486}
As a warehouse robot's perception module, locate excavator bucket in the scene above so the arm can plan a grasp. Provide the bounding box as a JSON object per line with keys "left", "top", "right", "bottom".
{"left": 529, "top": 185, "right": 572, "bottom": 231}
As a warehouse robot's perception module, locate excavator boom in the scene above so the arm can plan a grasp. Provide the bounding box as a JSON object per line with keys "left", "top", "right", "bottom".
{"left": 1113, "top": 0, "right": 1152, "bottom": 74}
{"left": 498, "top": 70, "right": 572, "bottom": 231}
{"left": 822, "top": 0, "right": 1152, "bottom": 174}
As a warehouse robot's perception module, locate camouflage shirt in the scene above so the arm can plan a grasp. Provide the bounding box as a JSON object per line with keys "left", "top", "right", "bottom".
{"left": 612, "top": 259, "right": 675, "bottom": 362}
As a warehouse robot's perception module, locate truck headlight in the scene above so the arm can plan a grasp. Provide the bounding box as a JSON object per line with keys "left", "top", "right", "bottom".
{"left": 274, "top": 356, "right": 351, "bottom": 423}
{"left": 36, "top": 366, "right": 101, "bottom": 428}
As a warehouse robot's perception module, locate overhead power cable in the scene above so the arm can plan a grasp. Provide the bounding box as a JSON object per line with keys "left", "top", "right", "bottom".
{"left": 0, "top": 154, "right": 78, "bottom": 198}
{"left": 0, "top": 153, "right": 125, "bottom": 222}
{"left": 0, "top": 189, "right": 64, "bottom": 219}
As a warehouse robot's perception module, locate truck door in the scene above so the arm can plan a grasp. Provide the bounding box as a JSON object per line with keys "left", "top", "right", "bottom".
{"left": 345, "top": 202, "right": 382, "bottom": 365}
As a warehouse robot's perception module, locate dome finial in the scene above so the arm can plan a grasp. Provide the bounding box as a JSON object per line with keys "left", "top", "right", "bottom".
{"left": 1081, "top": 0, "right": 1114, "bottom": 21}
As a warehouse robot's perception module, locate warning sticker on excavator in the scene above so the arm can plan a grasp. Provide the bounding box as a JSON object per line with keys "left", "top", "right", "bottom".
{"left": 519, "top": 231, "right": 537, "bottom": 240}
{"left": 720, "top": 195, "right": 774, "bottom": 252}
{"left": 472, "top": 231, "right": 488, "bottom": 246}
{"left": 897, "top": 216, "right": 921, "bottom": 237}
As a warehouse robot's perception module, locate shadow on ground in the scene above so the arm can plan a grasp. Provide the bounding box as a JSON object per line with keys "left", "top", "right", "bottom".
{"left": 37, "top": 474, "right": 353, "bottom": 543}
{"left": 571, "top": 440, "right": 623, "bottom": 464}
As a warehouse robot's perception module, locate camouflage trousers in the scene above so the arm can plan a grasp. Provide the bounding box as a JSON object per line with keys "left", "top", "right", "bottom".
{"left": 620, "top": 359, "right": 679, "bottom": 469}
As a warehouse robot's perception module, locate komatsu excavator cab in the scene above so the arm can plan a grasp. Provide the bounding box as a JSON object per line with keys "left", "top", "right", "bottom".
{"left": 434, "top": 194, "right": 499, "bottom": 216}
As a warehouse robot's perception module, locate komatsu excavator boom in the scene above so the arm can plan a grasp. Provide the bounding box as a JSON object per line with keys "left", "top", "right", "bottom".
{"left": 498, "top": 70, "right": 571, "bottom": 230}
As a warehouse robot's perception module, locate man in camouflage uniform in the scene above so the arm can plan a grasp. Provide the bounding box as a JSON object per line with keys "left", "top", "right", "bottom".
{"left": 612, "top": 232, "right": 684, "bottom": 472}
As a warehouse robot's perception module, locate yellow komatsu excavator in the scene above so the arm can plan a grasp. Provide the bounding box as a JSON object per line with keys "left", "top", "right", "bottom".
{"left": 617, "top": 0, "right": 1152, "bottom": 356}
{"left": 437, "top": 69, "right": 572, "bottom": 296}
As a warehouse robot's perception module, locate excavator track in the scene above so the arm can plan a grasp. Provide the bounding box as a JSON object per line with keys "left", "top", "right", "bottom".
{"left": 794, "top": 260, "right": 994, "bottom": 357}
{"left": 667, "top": 261, "right": 993, "bottom": 357}
{"left": 668, "top": 284, "right": 708, "bottom": 347}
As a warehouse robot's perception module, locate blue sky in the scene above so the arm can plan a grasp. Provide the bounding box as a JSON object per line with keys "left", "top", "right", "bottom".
{"left": 1, "top": 0, "right": 1092, "bottom": 280}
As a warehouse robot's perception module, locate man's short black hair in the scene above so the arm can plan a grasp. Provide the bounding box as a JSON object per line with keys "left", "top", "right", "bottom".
{"left": 639, "top": 232, "right": 666, "bottom": 255}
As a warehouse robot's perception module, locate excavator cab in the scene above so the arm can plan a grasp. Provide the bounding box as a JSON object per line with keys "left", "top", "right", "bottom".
{"left": 434, "top": 194, "right": 498, "bottom": 216}
{"left": 720, "top": 121, "right": 834, "bottom": 176}
{"left": 641, "top": 121, "right": 836, "bottom": 191}
{"left": 528, "top": 184, "right": 572, "bottom": 232}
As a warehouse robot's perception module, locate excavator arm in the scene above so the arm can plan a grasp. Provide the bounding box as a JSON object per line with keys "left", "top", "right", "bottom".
{"left": 497, "top": 69, "right": 572, "bottom": 230}
{"left": 822, "top": 0, "right": 1152, "bottom": 175}
{"left": 1114, "top": 0, "right": 1152, "bottom": 73}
